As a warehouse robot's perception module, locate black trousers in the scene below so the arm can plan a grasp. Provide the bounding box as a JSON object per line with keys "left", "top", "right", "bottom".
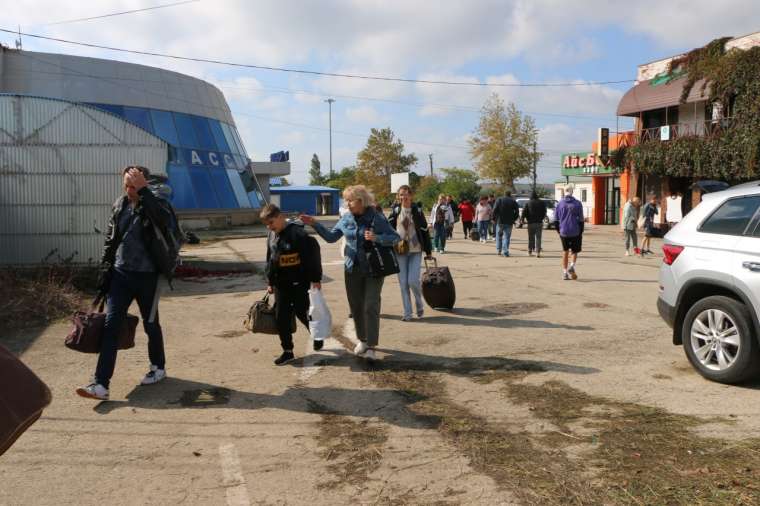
{"left": 462, "top": 220, "right": 473, "bottom": 238}
{"left": 274, "top": 283, "right": 310, "bottom": 352}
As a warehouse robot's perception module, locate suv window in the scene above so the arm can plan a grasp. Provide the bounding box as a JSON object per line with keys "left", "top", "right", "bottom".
{"left": 699, "top": 196, "right": 760, "bottom": 236}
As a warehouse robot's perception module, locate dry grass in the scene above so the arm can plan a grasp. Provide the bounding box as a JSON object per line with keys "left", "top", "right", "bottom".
{"left": 0, "top": 263, "right": 96, "bottom": 331}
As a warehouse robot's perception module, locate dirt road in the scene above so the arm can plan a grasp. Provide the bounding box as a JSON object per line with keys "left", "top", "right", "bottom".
{"left": 2, "top": 225, "right": 760, "bottom": 505}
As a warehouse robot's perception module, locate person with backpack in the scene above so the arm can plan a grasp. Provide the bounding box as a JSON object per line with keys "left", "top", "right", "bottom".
{"left": 445, "top": 195, "right": 458, "bottom": 239}
{"left": 553, "top": 184, "right": 585, "bottom": 280}
{"left": 429, "top": 194, "right": 455, "bottom": 254}
{"left": 388, "top": 185, "right": 433, "bottom": 321}
{"left": 261, "top": 204, "right": 323, "bottom": 366}
{"left": 641, "top": 195, "right": 660, "bottom": 255}
{"left": 77, "top": 166, "right": 178, "bottom": 401}
{"left": 457, "top": 199, "right": 475, "bottom": 239}
{"left": 491, "top": 190, "right": 520, "bottom": 257}
{"left": 522, "top": 192, "right": 547, "bottom": 257}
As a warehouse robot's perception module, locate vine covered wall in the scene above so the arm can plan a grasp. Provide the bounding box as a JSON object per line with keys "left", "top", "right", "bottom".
{"left": 625, "top": 38, "right": 760, "bottom": 180}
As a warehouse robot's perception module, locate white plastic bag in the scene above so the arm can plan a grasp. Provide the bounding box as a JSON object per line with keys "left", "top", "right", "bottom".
{"left": 308, "top": 288, "right": 332, "bottom": 342}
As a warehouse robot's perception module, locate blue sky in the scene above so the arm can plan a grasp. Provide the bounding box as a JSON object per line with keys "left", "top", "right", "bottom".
{"left": 2, "top": 1, "right": 759, "bottom": 183}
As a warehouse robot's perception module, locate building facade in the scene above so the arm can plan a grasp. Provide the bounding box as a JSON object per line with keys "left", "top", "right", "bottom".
{"left": 269, "top": 186, "right": 340, "bottom": 216}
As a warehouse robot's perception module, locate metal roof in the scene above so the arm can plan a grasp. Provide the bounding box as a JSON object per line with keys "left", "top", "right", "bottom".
{"left": 617, "top": 77, "right": 710, "bottom": 116}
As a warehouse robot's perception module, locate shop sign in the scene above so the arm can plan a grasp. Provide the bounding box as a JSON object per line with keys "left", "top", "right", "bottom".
{"left": 179, "top": 148, "right": 238, "bottom": 169}
{"left": 561, "top": 152, "right": 620, "bottom": 176}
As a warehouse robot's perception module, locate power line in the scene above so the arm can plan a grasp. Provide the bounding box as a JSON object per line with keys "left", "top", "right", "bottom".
{"left": 0, "top": 28, "right": 635, "bottom": 88}
{"left": 39, "top": 0, "right": 201, "bottom": 27}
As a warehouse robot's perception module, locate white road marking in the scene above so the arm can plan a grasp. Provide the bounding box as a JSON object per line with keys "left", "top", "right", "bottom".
{"left": 298, "top": 336, "right": 343, "bottom": 382}
{"left": 218, "top": 443, "right": 251, "bottom": 506}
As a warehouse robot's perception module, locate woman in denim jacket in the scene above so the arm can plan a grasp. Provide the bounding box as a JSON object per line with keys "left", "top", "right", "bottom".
{"left": 300, "top": 185, "right": 400, "bottom": 361}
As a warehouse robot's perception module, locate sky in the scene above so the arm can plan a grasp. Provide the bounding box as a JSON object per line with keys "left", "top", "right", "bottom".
{"left": 2, "top": 0, "right": 759, "bottom": 184}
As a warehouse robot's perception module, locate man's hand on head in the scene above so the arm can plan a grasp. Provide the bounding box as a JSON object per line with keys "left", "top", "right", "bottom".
{"left": 128, "top": 168, "right": 148, "bottom": 192}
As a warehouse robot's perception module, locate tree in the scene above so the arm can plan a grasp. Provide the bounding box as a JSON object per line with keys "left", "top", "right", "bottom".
{"left": 308, "top": 154, "right": 325, "bottom": 186}
{"left": 439, "top": 168, "right": 481, "bottom": 203}
{"left": 323, "top": 166, "right": 358, "bottom": 192}
{"left": 469, "top": 93, "right": 540, "bottom": 189}
{"left": 415, "top": 175, "right": 443, "bottom": 211}
{"left": 277, "top": 177, "right": 291, "bottom": 186}
{"left": 356, "top": 128, "right": 418, "bottom": 204}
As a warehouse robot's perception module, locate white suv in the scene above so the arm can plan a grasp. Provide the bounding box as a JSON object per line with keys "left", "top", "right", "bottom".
{"left": 658, "top": 182, "right": 760, "bottom": 383}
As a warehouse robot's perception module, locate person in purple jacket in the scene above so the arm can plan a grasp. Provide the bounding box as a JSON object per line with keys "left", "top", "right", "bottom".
{"left": 553, "top": 184, "right": 585, "bottom": 281}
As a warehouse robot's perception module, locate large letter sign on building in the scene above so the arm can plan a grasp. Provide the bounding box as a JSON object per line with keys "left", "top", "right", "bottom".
{"left": 561, "top": 152, "right": 621, "bottom": 176}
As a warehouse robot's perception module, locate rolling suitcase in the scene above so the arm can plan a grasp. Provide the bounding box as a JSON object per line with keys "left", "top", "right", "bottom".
{"left": 0, "top": 345, "right": 52, "bottom": 456}
{"left": 469, "top": 229, "right": 480, "bottom": 241}
{"left": 421, "top": 257, "right": 456, "bottom": 310}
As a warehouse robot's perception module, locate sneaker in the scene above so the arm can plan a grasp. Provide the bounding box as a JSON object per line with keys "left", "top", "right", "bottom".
{"left": 354, "top": 341, "right": 368, "bottom": 356}
{"left": 274, "top": 351, "right": 295, "bottom": 365}
{"left": 504, "top": 251, "right": 510, "bottom": 257}
{"left": 76, "top": 382, "right": 109, "bottom": 401}
{"left": 568, "top": 266, "right": 578, "bottom": 280}
{"left": 536, "top": 251, "right": 542, "bottom": 258}
{"left": 562, "top": 272, "right": 570, "bottom": 281}
{"left": 364, "top": 348, "right": 377, "bottom": 362}
{"left": 496, "top": 250, "right": 501, "bottom": 255}
{"left": 528, "top": 251, "right": 533, "bottom": 256}
{"left": 140, "top": 365, "right": 166, "bottom": 385}
{"left": 416, "top": 309, "right": 424, "bottom": 318}
{"left": 439, "top": 250, "right": 445, "bottom": 254}
{"left": 625, "top": 251, "right": 630, "bottom": 256}
{"left": 313, "top": 339, "right": 324, "bottom": 351}
{"left": 401, "top": 315, "right": 412, "bottom": 322}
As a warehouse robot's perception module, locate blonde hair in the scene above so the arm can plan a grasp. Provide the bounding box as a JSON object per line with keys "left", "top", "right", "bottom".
{"left": 343, "top": 185, "right": 375, "bottom": 209}
{"left": 259, "top": 203, "right": 281, "bottom": 220}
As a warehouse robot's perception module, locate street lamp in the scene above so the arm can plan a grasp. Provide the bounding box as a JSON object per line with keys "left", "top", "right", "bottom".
{"left": 325, "top": 98, "right": 335, "bottom": 178}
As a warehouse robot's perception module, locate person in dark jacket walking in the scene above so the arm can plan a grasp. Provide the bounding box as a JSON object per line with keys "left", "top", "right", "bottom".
{"left": 553, "top": 185, "right": 585, "bottom": 280}
{"left": 522, "top": 192, "right": 547, "bottom": 257}
{"left": 388, "top": 185, "right": 433, "bottom": 321}
{"left": 491, "top": 191, "right": 520, "bottom": 257}
{"left": 262, "top": 204, "right": 323, "bottom": 365}
{"left": 77, "top": 166, "right": 173, "bottom": 401}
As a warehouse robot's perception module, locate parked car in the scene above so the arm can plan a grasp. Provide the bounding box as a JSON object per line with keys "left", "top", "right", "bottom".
{"left": 516, "top": 198, "right": 557, "bottom": 229}
{"left": 658, "top": 182, "right": 760, "bottom": 383}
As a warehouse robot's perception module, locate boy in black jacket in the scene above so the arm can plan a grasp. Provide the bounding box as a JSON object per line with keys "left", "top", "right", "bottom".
{"left": 261, "top": 204, "right": 323, "bottom": 365}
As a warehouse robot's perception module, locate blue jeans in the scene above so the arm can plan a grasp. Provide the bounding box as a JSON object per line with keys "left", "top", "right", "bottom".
{"left": 397, "top": 252, "right": 424, "bottom": 318}
{"left": 496, "top": 223, "right": 513, "bottom": 255}
{"left": 478, "top": 220, "right": 490, "bottom": 239}
{"left": 433, "top": 223, "right": 447, "bottom": 251}
{"left": 95, "top": 269, "right": 165, "bottom": 389}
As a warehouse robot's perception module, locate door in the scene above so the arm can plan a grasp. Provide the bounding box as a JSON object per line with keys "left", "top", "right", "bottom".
{"left": 604, "top": 177, "right": 620, "bottom": 225}
{"left": 733, "top": 199, "right": 760, "bottom": 317}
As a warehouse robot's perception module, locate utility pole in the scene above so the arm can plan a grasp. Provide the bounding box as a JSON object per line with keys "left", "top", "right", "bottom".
{"left": 532, "top": 140, "right": 538, "bottom": 193}
{"left": 428, "top": 153, "right": 434, "bottom": 176}
{"left": 325, "top": 98, "right": 335, "bottom": 178}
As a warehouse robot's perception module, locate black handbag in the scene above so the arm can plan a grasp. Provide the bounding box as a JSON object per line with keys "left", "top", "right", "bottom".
{"left": 364, "top": 217, "right": 400, "bottom": 278}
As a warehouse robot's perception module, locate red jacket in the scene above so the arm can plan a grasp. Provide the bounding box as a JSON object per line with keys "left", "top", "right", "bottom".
{"left": 458, "top": 202, "right": 475, "bottom": 222}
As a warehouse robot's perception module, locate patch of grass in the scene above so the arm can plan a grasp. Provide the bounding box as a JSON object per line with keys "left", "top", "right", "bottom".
{"left": 0, "top": 262, "right": 97, "bottom": 331}
{"left": 308, "top": 399, "right": 389, "bottom": 490}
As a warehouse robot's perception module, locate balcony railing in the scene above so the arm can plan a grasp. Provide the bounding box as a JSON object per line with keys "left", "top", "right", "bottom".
{"left": 638, "top": 118, "right": 733, "bottom": 143}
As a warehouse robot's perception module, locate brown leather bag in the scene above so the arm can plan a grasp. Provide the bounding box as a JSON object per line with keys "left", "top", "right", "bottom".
{"left": 244, "top": 293, "right": 295, "bottom": 335}
{"left": 0, "top": 345, "right": 52, "bottom": 456}
{"left": 65, "top": 297, "right": 139, "bottom": 353}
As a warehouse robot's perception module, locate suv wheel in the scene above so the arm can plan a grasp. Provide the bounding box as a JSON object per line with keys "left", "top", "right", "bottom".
{"left": 682, "top": 296, "right": 760, "bottom": 384}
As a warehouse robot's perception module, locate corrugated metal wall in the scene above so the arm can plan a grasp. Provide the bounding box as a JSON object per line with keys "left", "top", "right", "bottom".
{"left": 0, "top": 95, "right": 168, "bottom": 265}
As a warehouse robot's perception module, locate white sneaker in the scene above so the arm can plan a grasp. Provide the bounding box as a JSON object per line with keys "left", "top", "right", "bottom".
{"left": 364, "top": 348, "right": 377, "bottom": 361}
{"left": 76, "top": 382, "right": 109, "bottom": 401}
{"left": 625, "top": 251, "right": 630, "bottom": 256}
{"left": 354, "top": 341, "right": 368, "bottom": 356}
{"left": 140, "top": 365, "right": 167, "bottom": 385}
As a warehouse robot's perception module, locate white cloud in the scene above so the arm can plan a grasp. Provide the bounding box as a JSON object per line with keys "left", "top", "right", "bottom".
{"left": 345, "top": 105, "right": 382, "bottom": 124}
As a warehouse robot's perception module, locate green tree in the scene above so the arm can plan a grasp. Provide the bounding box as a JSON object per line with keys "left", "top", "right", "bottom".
{"left": 415, "top": 175, "right": 443, "bottom": 212}
{"left": 323, "top": 166, "right": 358, "bottom": 192}
{"left": 439, "top": 168, "right": 481, "bottom": 203}
{"left": 277, "top": 177, "right": 291, "bottom": 186}
{"left": 356, "top": 128, "right": 418, "bottom": 204}
{"left": 469, "top": 93, "right": 540, "bottom": 188}
{"left": 308, "top": 153, "right": 325, "bottom": 186}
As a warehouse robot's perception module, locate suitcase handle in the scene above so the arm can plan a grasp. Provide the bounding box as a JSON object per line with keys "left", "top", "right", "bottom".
{"left": 424, "top": 257, "right": 438, "bottom": 271}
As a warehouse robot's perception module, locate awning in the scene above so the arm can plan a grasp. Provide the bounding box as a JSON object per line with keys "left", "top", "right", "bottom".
{"left": 616, "top": 76, "right": 710, "bottom": 116}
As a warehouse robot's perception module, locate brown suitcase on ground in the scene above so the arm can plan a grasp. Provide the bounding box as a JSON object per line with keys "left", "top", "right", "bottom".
{"left": 422, "top": 257, "right": 456, "bottom": 310}
{"left": 0, "top": 345, "right": 52, "bottom": 456}
{"left": 65, "top": 297, "right": 138, "bottom": 353}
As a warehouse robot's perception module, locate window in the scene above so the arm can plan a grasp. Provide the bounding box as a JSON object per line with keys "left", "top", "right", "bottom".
{"left": 231, "top": 126, "right": 248, "bottom": 156}
{"left": 247, "top": 190, "right": 262, "bottom": 208}
{"left": 220, "top": 122, "right": 241, "bottom": 154}
{"left": 209, "top": 120, "right": 230, "bottom": 152}
{"left": 174, "top": 113, "right": 199, "bottom": 148}
{"left": 167, "top": 165, "right": 197, "bottom": 209}
{"left": 187, "top": 166, "right": 220, "bottom": 208}
{"left": 123, "top": 107, "right": 154, "bottom": 133}
{"left": 581, "top": 189, "right": 588, "bottom": 203}
{"left": 700, "top": 196, "right": 760, "bottom": 236}
{"left": 226, "top": 169, "right": 252, "bottom": 208}
{"left": 150, "top": 110, "right": 179, "bottom": 146}
{"left": 192, "top": 116, "right": 217, "bottom": 151}
{"left": 91, "top": 103, "right": 124, "bottom": 117}
{"left": 208, "top": 168, "right": 239, "bottom": 209}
